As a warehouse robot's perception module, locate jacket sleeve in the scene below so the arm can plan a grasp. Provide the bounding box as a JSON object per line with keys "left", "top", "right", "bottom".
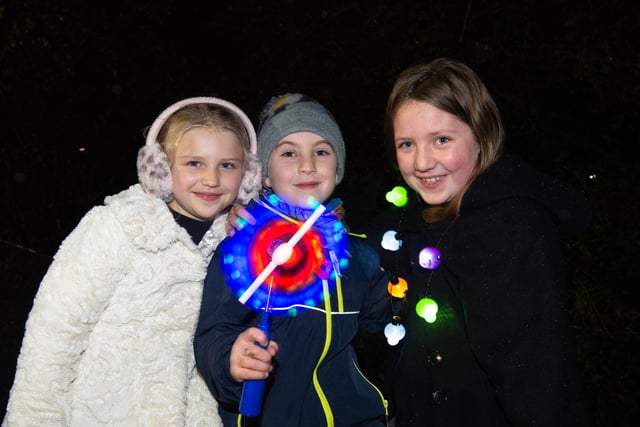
{"left": 194, "top": 249, "right": 258, "bottom": 406}
{"left": 459, "top": 198, "right": 588, "bottom": 426}
{"left": 350, "top": 239, "right": 393, "bottom": 334}
{"left": 3, "top": 207, "right": 124, "bottom": 426}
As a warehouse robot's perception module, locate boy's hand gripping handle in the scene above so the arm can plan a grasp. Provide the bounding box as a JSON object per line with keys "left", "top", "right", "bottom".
{"left": 238, "top": 203, "right": 325, "bottom": 417}
{"left": 239, "top": 312, "right": 270, "bottom": 417}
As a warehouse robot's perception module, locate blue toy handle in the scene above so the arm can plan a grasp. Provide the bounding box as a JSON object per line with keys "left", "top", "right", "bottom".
{"left": 239, "top": 312, "right": 271, "bottom": 417}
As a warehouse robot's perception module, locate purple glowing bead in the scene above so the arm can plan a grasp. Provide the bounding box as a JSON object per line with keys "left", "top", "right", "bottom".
{"left": 418, "top": 247, "right": 441, "bottom": 270}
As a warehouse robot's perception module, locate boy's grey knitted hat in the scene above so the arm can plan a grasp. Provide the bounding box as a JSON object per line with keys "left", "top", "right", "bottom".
{"left": 257, "top": 93, "right": 345, "bottom": 183}
{"left": 137, "top": 96, "right": 261, "bottom": 204}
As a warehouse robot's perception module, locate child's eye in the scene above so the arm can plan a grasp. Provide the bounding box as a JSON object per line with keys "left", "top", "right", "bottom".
{"left": 435, "top": 136, "right": 449, "bottom": 145}
{"left": 220, "top": 161, "right": 238, "bottom": 169}
{"left": 187, "top": 160, "right": 202, "bottom": 167}
{"left": 397, "top": 140, "right": 413, "bottom": 149}
{"left": 281, "top": 150, "right": 296, "bottom": 158}
{"left": 314, "top": 143, "right": 334, "bottom": 156}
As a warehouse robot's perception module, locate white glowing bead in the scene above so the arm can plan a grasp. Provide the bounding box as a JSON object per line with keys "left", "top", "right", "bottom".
{"left": 381, "top": 230, "right": 402, "bottom": 251}
{"left": 384, "top": 322, "right": 406, "bottom": 346}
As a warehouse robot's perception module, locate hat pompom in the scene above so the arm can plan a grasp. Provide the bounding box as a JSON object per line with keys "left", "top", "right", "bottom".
{"left": 137, "top": 142, "right": 173, "bottom": 202}
{"left": 257, "top": 93, "right": 309, "bottom": 133}
{"left": 258, "top": 95, "right": 282, "bottom": 127}
{"left": 236, "top": 153, "right": 262, "bottom": 204}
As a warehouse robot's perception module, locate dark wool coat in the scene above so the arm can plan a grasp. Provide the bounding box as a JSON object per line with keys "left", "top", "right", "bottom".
{"left": 362, "top": 155, "right": 591, "bottom": 427}
{"left": 195, "top": 198, "right": 391, "bottom": 427}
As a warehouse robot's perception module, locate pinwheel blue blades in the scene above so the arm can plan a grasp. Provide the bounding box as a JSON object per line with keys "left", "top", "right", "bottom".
{"left": 220, "top": 194, "right": 349, "bottom": 316}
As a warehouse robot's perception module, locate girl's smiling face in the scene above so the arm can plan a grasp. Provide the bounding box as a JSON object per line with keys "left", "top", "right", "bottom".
{"left": 168, "top": 126, "right": 245, "bottom": 221}
{"left": 394, "top": 100, "right": 480, "bottom": 206}
{"left": 265, "top": 131, "right": 338, "bottom": 208}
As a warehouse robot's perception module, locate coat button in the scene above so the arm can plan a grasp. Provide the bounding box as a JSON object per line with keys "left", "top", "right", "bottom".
{"left": 432, "top": 389, "right": 449, "bottom": 404}
{"left": 426, "top": 351, "right": 443, "bottom": 365}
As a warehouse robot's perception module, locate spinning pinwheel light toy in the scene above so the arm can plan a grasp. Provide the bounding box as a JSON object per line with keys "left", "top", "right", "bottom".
{"left": 218, "top": 193, "right": 350, "bottom": 416}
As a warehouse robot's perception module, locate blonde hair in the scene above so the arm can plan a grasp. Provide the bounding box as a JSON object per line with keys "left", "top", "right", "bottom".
{"left": 385, "top": 58, "right": 505, "bottom": 223}
{"left": 158, "top": 103, "right": 251, "bottom": 165}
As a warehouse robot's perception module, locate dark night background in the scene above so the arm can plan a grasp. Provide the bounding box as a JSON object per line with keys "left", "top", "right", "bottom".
{"left": 1, "top": 0, "right": 638, "bottom": 425}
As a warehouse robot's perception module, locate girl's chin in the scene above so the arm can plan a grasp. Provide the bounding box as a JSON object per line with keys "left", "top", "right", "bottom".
{"left": 413, "top": 189, "right": 451, "bottom": 206}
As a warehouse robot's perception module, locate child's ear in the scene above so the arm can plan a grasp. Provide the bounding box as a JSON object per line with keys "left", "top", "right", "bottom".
{"left": 265, "top": 176, "right": 272, "bottom": 188}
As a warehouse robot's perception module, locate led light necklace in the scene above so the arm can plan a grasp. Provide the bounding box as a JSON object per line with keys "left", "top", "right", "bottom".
{"left": 414, "top": 220, "right": 455, "bottom": 323}
{"left": 381, "top": 186, "right": 456, "bottom": 346}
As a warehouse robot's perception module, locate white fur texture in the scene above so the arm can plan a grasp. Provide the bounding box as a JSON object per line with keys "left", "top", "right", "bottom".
{"left": 3, "top": 185, "right": 223, "bottom": 426}
{"left": 236, "top": 153, "right": 262, "bottom": 204}
{"left": 137, "top": 142, "right": 174, "bottom": 203}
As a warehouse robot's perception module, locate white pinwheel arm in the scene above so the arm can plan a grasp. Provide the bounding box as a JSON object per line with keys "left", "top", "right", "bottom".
{"left": 238, "top": 203, "right": 327, "bottom": 304}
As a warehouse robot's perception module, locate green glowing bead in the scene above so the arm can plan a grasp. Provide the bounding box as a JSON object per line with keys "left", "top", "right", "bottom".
{"left": 385, "top": 186, "right": 408, "bottom": 207}
{"left": 416, "top": 297, "right": 438, "bottom": 323}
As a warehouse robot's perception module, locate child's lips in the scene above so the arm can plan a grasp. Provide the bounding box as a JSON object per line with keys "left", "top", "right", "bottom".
{"left": 294, "top": 182, "right": 319, "bottom": 190}
{"left": 416, "top": 174, "right": 446, "bottom": 189}
{"left": 196, "top": 192, "right": 221, "bottom": 202}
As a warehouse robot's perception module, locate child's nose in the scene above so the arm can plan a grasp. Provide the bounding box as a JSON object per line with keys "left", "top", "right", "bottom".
{"left": 413, "top": 144, "right": 436, "bottom": 171}
{"left": 298, "top": 156, "right": 317, "bottom": 174}
{"left": 202, "top": 168, "right": 219, "bottom": 186}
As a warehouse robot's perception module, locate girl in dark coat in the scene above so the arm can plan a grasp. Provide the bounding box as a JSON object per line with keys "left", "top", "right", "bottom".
{"left": 362, "top": 58, "right": 591, "bottom": 426}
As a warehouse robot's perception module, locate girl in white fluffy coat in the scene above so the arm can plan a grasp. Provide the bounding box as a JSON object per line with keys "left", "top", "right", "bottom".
{"left": 3, "top": 97, "right": 261, "bottom": 426}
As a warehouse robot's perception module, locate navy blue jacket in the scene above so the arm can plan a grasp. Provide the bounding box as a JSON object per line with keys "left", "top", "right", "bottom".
{"left": 195, "top": 198, "right": 391, "bottom": 427}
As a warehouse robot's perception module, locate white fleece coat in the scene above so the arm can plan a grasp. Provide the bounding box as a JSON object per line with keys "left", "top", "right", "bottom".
{"left": 3, "top": 185, "right": 224, "bottom": 426}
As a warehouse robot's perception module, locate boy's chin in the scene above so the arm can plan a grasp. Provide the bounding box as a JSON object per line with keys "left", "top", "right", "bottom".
{"left": 280, "top": 193, "right": 328, "bottom": 209}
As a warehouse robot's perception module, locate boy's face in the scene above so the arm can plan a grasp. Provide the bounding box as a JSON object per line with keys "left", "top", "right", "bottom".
{"left": 168, "top": 127, "right": 245, "bottom": 221}
{"left": 265, "top": 131, "right": 338, "bottom": 208}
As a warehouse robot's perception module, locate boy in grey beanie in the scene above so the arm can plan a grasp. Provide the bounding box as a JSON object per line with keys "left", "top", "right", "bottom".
{"left": 257, "top": 93, "right": 346, "bottom": 184}
{"left": 195, "top": 93, "right": 391, "bottom": 426}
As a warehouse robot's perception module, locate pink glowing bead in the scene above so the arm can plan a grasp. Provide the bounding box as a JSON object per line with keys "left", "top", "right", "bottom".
{"left": 418, "top": 247, "right": 441, "bottom": 270}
